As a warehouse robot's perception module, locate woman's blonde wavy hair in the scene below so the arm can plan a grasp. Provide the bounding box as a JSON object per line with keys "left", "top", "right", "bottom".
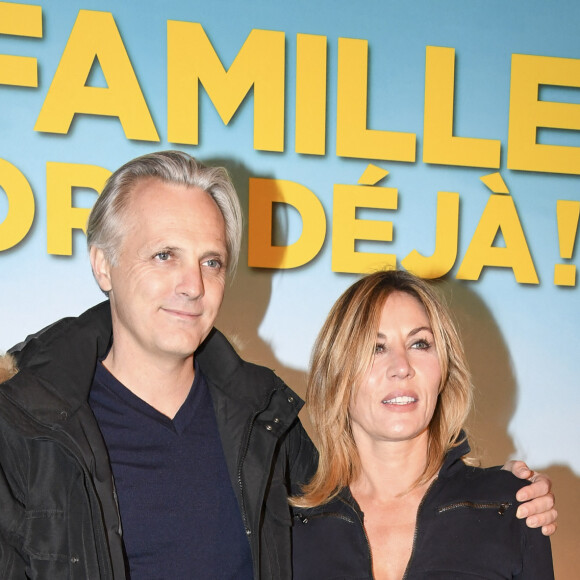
{"left": 292, "top": 269, "right": 473, "bottom": 508}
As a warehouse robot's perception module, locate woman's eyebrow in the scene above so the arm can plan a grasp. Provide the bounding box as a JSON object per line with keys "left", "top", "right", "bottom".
{"left": 409, "top": 326, "right": 433, "bottom": 336}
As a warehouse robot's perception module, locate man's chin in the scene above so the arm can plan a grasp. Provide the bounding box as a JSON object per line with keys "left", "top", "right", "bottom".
{"left": 157, "top": 335, "right": 207, "bottom": 359}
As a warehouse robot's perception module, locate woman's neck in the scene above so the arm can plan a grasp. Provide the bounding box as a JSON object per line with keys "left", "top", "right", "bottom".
{"left": 350, "top": 431, "right": 430, "bottom": 500}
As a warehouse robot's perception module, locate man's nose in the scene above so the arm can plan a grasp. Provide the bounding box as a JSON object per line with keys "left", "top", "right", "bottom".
{"left": 176, "top": 264, "right": 204, "bottom": 299}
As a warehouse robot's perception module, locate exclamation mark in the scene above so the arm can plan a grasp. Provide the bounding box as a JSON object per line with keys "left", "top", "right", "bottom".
{"left": 554, "top": 200, "right": 580, "bottom": 287}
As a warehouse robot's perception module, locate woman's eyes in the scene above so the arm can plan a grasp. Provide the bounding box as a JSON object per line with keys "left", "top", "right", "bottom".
{"left": 374, "top": 338, "right": 432, "bottom": 354}
{"left": 374, "top": 343, "right": 385, "bottom": 354}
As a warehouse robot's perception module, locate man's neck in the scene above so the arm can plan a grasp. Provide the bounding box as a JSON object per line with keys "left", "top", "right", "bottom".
{"left": 101, "top": 347, "right": 195, "bottom": 419}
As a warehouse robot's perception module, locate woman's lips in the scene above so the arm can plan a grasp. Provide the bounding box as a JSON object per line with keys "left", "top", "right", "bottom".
{"left": 381, "top": 395, "right": 417, "bottom": 405}
{"left": 381, "top": 391, "right": 419, "bottom": 411}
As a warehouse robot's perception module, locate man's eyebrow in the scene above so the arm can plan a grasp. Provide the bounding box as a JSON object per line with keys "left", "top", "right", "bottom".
{"left": 200, "top": 248, "right": 227, "bottom": 258}
{"left": 147, "top": 243, "right": 179, "bottom": 251}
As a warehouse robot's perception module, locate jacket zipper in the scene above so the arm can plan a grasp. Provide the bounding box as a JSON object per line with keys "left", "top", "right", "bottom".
{"left": 437, "top": 500, "right": 511, "bottom": 515}
{"left": 337, "top": 495, "right": 375, "bottom": 578}
{"left": 236, "top": 389, "right": 275, "bottom": 535}
{"left": 401, "top": 477, "right": 440, "bottom": 580}
{"left": 402, "top": 492, "right": 511, "bottom": 579}
{"left": 357, "top": 508, "right": 374, "bottom": 578}
{"left": 295, "top": 511, "right": 357, "bottom": 525}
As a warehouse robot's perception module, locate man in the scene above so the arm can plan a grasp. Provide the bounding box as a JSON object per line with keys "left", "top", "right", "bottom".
{"left": 0, "top": 151, "right": 555, "bottom": 579}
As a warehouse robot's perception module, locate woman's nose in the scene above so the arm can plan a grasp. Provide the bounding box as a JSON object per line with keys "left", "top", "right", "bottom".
{"left": 387, "top": 348, "right": 414, "bottom": 379}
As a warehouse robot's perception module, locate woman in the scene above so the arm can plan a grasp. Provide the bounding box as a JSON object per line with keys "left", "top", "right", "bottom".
{"left": 292, "top": 270, "right": 554, "bottom": 579}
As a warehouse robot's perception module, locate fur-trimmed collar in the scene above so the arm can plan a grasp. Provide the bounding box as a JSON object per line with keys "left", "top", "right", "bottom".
{"left": 0, "top": 353, "right": 18, "bottom": 383}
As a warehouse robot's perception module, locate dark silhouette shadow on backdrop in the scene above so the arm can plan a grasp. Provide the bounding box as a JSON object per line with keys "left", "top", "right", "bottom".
{"left": 211, "top": 158, "right": 311, "bottom": 417}
{"left": 437, "top": 277, "right": 517, "bottom": 466}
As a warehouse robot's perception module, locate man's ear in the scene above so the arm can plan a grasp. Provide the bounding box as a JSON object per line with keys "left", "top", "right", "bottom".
{"left": 90, "top": 246, "right": 113, "bottom": 293}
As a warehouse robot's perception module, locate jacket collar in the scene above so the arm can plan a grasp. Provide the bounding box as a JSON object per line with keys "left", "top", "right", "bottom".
{"left": 4, "top": 301, "right": 113, "bottom": 423}
{"left": 197, "top": 326, "right": 304, "bottom": 413}
{"left": 438, "top": 433, "right": 471, "bottom": 478}
{"left": 4, "top": 300, "right": 304, "bottom": 426}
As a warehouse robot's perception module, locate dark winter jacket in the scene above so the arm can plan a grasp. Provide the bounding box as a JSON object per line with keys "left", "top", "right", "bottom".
{"left": 292, "top": 438, "right": 553, "bottom": 579}
{"left": 0, "top": 301, "right": 317, "bottom": 579}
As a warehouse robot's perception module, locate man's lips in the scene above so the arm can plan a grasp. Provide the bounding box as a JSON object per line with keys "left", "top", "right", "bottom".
{"left": 162, "top": 307, "right": 202, "bottom": 319}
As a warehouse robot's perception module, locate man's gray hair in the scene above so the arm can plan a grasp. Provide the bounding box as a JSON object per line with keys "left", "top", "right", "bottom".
{"left": 86, "top": 150, "right": 243, "bottom": 274}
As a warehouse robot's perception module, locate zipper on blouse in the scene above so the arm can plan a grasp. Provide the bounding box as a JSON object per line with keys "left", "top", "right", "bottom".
{"left": 294, "top": 511, "right": 357, "bottom": 525}
{"left": 338, "top": 495, "right": 375, "bottom": 578}
{"left": 437, "top": 500, "right": 512, "bottom": 515}
{"left": 401, "top": 477, "right": 440, "bottom": 580}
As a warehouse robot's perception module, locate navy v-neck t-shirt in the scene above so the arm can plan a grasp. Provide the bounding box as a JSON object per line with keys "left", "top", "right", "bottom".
{"left": 89, "top": 361, "right": 253, "bottom": 579}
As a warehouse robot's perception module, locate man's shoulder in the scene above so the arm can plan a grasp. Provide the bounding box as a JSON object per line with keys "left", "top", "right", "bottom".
{"left": 198, "top": 328, "right": 281, "bottom": 384}
{"left": 197, "top": 328, "right": 304, "bottom": 408}
{"left": 8, "top": 301, "right": 112, "bottom": 364}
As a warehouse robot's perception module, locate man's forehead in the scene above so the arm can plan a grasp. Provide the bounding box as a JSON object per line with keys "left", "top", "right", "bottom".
{"left": 120, "top": 179, "right": 225, "bottom": 242}
{"left": 125, "top": 177, "right": 217, "bottom": 214}
{"left": 127, "top": 176, "right": 197, "bottom": 200}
